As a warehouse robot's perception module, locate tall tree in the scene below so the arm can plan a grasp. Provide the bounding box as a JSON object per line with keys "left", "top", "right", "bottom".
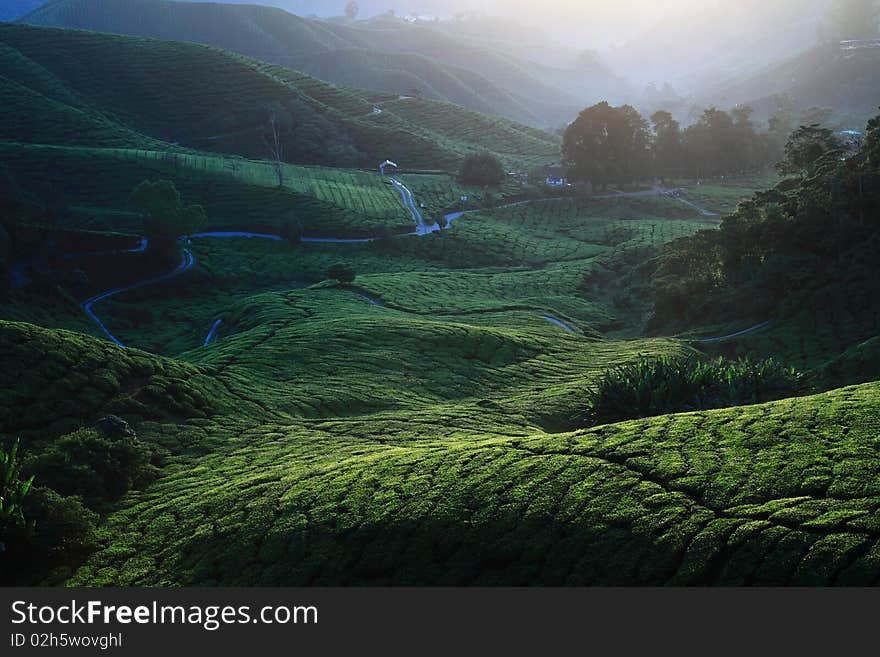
{"left": 345, "top": 1, "right": 359, "bottom": 20}
{"left": 776, "top": 125, "right": 843, "bottom": 177}
{"left": 563, "top": 102, "right": 651, "bottom": 189}
{"left": 263, "top": 105, "right": 291, "bottom": 188}
{"left": 650, "top": 110, "right": 682, "bottom": 183}
{"left": 129, "top": 180, "right": 206, "bottom": 263}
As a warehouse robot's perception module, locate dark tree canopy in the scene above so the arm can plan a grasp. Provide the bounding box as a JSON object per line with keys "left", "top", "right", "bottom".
{"left": 650, "top": 109, "right": 880, "bottom": 339}
{"left": 777, "top": 125, "right": 844, "bottom": 177}
{"left": 327, "top": 263, "right": 356, "bottom": 283}
{"left": 129, "top": 180, "right": 207, "bottom": 239}
{"left": 651, "top": 110, "right": 682, "bottom": 182}
{"left": 460, "top": 153, "right": 504, "bottom": 187}
{"left": 562, "top": 102, "right": 651, "bottom": 189}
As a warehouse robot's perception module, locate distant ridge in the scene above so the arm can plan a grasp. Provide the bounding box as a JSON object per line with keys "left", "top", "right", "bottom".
{"left": 17, "top": 0, "right": 591, "bottom": 127}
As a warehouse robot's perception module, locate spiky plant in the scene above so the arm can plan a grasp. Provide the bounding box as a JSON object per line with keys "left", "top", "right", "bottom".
{"left": 0, "top": 439, "right": 34, "bottom": 530}
{"left": 584, "top": 355, "right": 808, "bottom": 426}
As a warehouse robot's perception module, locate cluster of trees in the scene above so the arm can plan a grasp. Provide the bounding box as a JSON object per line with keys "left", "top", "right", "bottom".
{"left": 128, "top": 180, "right": 206, "bottom": 263}
{"left": 562, "top": 102, "right": 790, "bottom": 189}
{"left": 459, "top": 153, "right": 505, "bottom": 187}
{"left": 650, "top": 109, "right": 880, "bottom": 342}
{"left": 1, "top": 419, "right": 161, "bottom": 585}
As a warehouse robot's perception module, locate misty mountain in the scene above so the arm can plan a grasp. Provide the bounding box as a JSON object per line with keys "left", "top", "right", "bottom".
{"left": 18, "top": 0, "right": 626, "bottom": 127}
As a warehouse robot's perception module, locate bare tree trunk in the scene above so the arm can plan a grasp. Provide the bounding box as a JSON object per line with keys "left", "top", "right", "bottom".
{"left": 264, "top": 111, "right": 284, "bottom": 187}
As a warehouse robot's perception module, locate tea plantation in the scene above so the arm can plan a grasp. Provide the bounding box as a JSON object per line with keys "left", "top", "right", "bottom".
{"left": 2, "top": 22, "right": 879, "bottom": 587}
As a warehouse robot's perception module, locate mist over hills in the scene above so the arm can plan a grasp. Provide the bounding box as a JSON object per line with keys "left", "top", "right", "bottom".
{"left": 19, "top": 0, "right": 629, "bottom": 127}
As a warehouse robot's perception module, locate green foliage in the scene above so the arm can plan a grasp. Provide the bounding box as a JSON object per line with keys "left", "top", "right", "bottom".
{"left": 26, "top": 429, "right": 159, "bottom": 509}
{"left": 651, "top": 109, "right": 880, "bottom": 350}
{"left": 459, "top": 153, "right": 504, "bottom": 187}
{"left": 776, "top": 124, "right": 843, "bottom": 177}
{"left": 563, "top": 101, "right": 651, "bottom": 189}
{"left": 0, "top": 438, "right": 33, "bottom": 531}
{"left": 583, "top": 355, "right": 809, "bottom": 426}
{"left": 680, "top": 106, "right": 776, "bottom": 179}
{"left": 2, "top": 486, "right": 99, "bottom": 586}
{"left": 129, "top": 179, "right": 206, "bottom": 239}
{"left": 326, "top": 263, "right": 356, "bottom": 283}
{"left": 651, "top": 110, "right": 682, "bottom": 182}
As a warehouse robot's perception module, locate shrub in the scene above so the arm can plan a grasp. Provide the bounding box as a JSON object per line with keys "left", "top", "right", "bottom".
{"left": 460, "top": 153, "right": 504, "bottom": 187}
{"left": 0, "top": 439, "right": 34, "bottom": 535}
{"left": 1, "top": 486, "right": 99, "bottom": 586}
{"left": 26, "top": 429, "right": 159, "bottom": 509}
{"left": 583, "top": 355, "right": 809, "bottom": 426}
{"left": 327, "top": 264, "right": 356, "bottom": 283}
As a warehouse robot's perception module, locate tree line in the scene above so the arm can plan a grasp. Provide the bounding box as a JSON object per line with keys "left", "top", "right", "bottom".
{"left": 649, "top": 108, "right": 880, "bottom": 372}
{"left": 562, "top": 101, "right": 794, "bottom": 189}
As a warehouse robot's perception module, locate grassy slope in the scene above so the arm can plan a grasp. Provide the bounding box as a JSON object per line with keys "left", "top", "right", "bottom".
{"left": 0, "top": 22, "right": 557, "bottom": 244}
{"left": 18, "top": 0, "right": 583, "bottom": 126}
{"left": 2, "top": 19, "right": 876, "bottom": 583}
{"left": 6, "top": 316, "right": 879, "bottom": 586}
{"left": 0, "top": 23, "right": 559, "bottom": 171}
{"left": 8, "top": 172, "right": 877, "bottom": 585}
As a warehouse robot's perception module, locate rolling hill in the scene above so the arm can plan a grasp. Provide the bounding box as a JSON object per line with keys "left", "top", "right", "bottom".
{"left": 16, "top": 0, "right": 600, "bottom": 127}
{"left": 2, "top": 11, "right": 880, "bottom": 590}
{"left": 0, "top": 21, "right": 558, "bottom": 253}
{"left": 0, "top": 22, "right": 558, "bottom": 168}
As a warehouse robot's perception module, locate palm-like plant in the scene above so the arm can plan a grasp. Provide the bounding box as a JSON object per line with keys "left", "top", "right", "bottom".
{"left": 584, "top": 355, "right": 808, "bottom": 426}
{"left": 0, "top": 439, "right": 34, "bottom": 529}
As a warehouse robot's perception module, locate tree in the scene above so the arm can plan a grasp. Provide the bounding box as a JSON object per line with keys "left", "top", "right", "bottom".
{"left": 327, "top": 263, "right": 356, "bottom": 283}
{"left": 129, "top": 180, "right": 206, "bottom": 262}
{"left": 776, "top": 125, "right": 843, "bottom": 177}
{"left": 459, "top": 153, "right": 504, "bottom": 187}
{"left": 279, "top": 214, "right": 303, "bottom": 244}
{"left": 650, "top": 110, "right": 682, "bottom": 183}
{"left": 563, "top": 102, "right": 651, "bottom": 189}
{"left": 345, "top": 1, "right": 359, "bottom": 19}
{"left": 263, "top": 107, "right": 288, "bottom": 188}
{"left": 27, "top": 429, "right": 157, "bottom": 510}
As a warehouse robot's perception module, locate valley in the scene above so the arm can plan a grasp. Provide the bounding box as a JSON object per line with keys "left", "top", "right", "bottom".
{"left": 1, "top": 2, "right": 879, "bottom": 589}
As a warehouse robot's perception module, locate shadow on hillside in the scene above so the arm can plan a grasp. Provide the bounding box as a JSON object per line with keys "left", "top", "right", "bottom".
{"left": 125, "top": 512, "right": 864, "bottom": 587}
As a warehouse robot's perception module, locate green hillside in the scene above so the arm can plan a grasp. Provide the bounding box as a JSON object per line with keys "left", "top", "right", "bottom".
{"left": 0, "top": 21, "right": 557, "bottom": 250}
{"left": 5, "top": 305, "right": 880, "bottom": 586}
{"left": 17, "top": 0, "right": 590, "bottom": 127}
{"left": 0, "top": 23, "right": 559, "bottom": 170}
{"left": 2, "top": 15, "right": 880, "bottom": 589}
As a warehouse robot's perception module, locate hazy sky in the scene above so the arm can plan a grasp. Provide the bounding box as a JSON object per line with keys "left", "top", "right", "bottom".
{"left": 272, "top": 0, "right": 827, "bottom": 49}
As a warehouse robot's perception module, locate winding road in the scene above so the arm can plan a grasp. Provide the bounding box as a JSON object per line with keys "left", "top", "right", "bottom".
{"left": 15, "top": 179, "right": 722, "bottom": 348}
{"left": 692, "top": 320, "right": 775, "bottom": 344}
{"left": 82, "top": 248, "right": 195, "bottom": 347}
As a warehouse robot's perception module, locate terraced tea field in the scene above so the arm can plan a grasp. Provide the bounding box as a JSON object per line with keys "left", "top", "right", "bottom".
{"left": 8, "top": 166, "right": 880, "bottom": 586}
